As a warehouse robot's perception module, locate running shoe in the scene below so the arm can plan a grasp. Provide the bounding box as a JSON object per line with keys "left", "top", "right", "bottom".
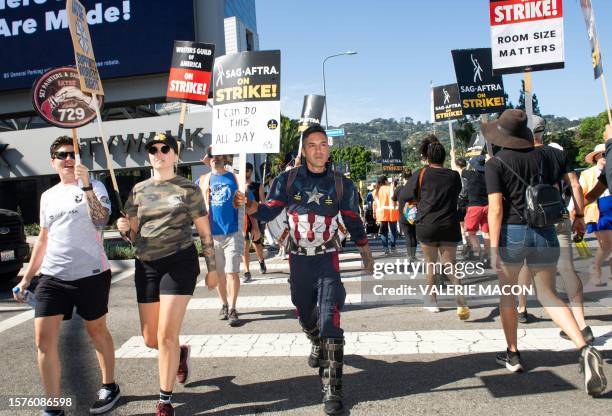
{"left": 176, "top": 345, "right": 190, "bottom": 384}
{"left": 259, "top": 260, "right": 267, "bottom": 274}
{"left": 390, "top": 246, "right": 397, "bottom": 255}
{"left": 90, "top": 383, "right": 120, "bottom": 414}
{"left": 580, "top": 345, "right": 607, "bottom": 396}
{"left": 384, "top": 248, "right": 390, "bottom": 256}
{"left": 496, "top": 349, "right": 524, "bottom": 373}
{"left": 228, "top": 308, "right": 240, "bottom": 327}
{"left": 242, "top": 272, "right": 253, "bottom": 283}
{"left": 42, "top": 410, "right": 65, "bottom": 416}
{"left": 560, "top": 326, "right": 595, "bottom": 344}
{"left": 156, "top": 401, "right": 174, "bottom": 416}
{"left": 517, "top": 309, "right": 530, "bottom": 324}
{"left": 219, "top": 304, "right": 229, "bottom": 320}
{"left": 457, "top": 306, "right": 470, "bottom": 321}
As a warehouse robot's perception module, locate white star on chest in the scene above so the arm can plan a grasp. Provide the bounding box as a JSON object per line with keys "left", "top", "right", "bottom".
{"left": 305, "top": 186, "right": 325, "bottom": 205}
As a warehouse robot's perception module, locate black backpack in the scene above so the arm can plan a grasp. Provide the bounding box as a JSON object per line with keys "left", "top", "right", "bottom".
{"left": 495, "top": 155, "right": 568, "bottom": 228}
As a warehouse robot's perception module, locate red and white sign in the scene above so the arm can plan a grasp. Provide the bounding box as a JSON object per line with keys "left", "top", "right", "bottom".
{"left": 490, "top": 0, "right": 564, "bottom": 74}
{"left": 166, "top": 41, "right": 215, "bottom": 105}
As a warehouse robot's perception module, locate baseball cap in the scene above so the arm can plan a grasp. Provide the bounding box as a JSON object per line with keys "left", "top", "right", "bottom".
{"left": 531, "top": 115, "right": 546, "bottom": 134}
{"left": 145, "top": 133, "right": 179, "bottom": 153}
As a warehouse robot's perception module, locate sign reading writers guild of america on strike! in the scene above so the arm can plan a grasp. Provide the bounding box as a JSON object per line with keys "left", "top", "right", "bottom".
{"left": 490, "top": 0, "right": 565, "bottom": 75}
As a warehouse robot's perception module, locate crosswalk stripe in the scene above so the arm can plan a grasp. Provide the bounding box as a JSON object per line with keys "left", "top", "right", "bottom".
{"left": 115, "top": 325, "right": 612, "bottom": 358}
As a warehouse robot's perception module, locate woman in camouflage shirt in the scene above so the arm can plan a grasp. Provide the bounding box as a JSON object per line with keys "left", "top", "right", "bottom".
{"left": 117, "top": 133, "right": 218, "bottom": 416}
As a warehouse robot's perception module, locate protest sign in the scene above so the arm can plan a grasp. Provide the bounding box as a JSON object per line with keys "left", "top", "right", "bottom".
{"left": 490, "top": 0, "right": 564, "bottom": 75}
{"left": 66, "top": 0, "right": 103, "bottom": 95}
{"left": 580, "top": 0, "right": 603, "bottom": 79}
{"left": 166, "top": 41, "right": 215, "bottom": 105}
{"left": 212, "top": 50, "right": 281, "bottom": 155}
{"left": 32, "top": 67, "right": 103, "bottom": 129}
{"left": 432, "top": 84, "right": 463, "bottom": 122}
{"left": 380, "top": 140, "right": 403, "bottom": 173}
{"left": 452, "top": 48, "right": 506, "bottom": 115}
{"left": 298, "top": 95, "right": 326, "bottom": 132}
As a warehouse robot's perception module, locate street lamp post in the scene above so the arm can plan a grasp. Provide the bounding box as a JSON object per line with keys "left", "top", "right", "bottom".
{"left": 322, "top": 51, "right": 357, "bottom": 172}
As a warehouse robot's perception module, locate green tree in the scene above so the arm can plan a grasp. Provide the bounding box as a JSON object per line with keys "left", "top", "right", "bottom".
{"left": 517, "top": 80, "right": 541, "bottom": 115}
{"left": 549, "top": 129, "right": 580, "bottom": 168}
{"left": 574, "top": 111, "right": 608, "bottom": 168}
{"left": 268, "top": 115, "right": 300, "bottom": 176}
{"left": 330, "top": 145, "right": 372, "bottom": 181}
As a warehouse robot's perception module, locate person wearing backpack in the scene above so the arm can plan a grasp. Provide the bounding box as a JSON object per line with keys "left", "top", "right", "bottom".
{"left": 244, "top": 124, "right": 373, "bottom": 415}
{"left": 393, "top": 171, "right": 418, "bottom": 262}
{"left": 484, "top": 109, "right": 606, "bottom": 396}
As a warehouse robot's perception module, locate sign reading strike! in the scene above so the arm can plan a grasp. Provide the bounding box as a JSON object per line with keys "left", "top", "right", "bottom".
{"left": 432, "top": 84, "right": 463, "bottom": 122}
{"left": 32, "top": 67, "right": 103, "bottom": 129}
{"left": 166, "top": 41, "right": 215, "bottom": 105}
{"left": 490, "top": 0, "right": 564, "bottom": 74}
{"left": 380, "top": 140, "right": 403, "bottom": 172}
{"left": 452, "top": 48, "right": 506, "bottom": 115}
{"left": 66, "top": 0, "right": 104, "bottom": 95}
{"left": 212, "top": 50, "right": 281, "bottom": 155}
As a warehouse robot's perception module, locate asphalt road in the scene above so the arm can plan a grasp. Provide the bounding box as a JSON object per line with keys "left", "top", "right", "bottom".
{"left": 0, "top": 237, "right": 610, "bottom": 415}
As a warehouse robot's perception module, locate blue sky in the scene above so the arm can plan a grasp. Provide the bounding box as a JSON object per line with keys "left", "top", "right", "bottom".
{"left": 257, "top": 0, "right": 612, "bottom": 125}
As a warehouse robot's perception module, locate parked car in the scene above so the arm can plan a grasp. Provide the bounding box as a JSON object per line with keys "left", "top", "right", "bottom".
{"left": 0, "top": 209, "right": 29, "bottom": 281}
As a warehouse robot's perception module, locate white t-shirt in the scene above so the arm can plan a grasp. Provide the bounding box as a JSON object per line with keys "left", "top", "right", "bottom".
{"left": 39, "top": 180, "right": 111, "bottom": 281}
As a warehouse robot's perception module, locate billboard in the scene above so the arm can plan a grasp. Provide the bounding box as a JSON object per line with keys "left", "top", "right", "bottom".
{"left": 0, "top": 0, "right": 195, "bottom": 92}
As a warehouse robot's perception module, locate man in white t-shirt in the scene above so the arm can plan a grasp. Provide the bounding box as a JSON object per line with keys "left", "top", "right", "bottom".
{"left": 12, "top": 136, "right": 120, "bottom": 416}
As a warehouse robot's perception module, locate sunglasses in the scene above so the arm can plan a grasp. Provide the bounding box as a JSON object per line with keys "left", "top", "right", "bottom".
{"left": 148, "top": 145, "right": 171, "bottom": 155}
{"left": 53, "top": 151, "right": 75, "bottom": 160}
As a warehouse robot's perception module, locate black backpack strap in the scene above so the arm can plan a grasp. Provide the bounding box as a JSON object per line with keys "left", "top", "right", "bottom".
{"left": 285, "top": 166, "right": 300, "bottom": 195}
{"left": 333, "top": 170, "right": 344, "bottom": 203}
{"left": 493, "top": 155, "right": 528, "bottom": 223}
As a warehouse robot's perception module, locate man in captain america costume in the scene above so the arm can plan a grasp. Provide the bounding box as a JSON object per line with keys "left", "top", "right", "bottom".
{"left": 244, "top": 124, "right": 374, "bottom": 415}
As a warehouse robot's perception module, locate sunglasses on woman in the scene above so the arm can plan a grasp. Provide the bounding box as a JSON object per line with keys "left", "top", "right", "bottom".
{"left": 148, "top": 145, "right": 171, "bottom": 155}
{"left": 53, "top": 151, "right": 76, "bottom": 160}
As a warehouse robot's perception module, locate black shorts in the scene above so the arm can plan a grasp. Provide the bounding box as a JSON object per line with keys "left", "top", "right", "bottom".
{"left": 416, "top": 222, "right": 461, "bottom": 246}
{"left": 245, "top": 219, "right": 264, "bottom": 244}
{"left": 35, "top": 270, "right": 112, "bottom": 321}
{"left": 135, "top": 244, "right": 200, "bottom": 303}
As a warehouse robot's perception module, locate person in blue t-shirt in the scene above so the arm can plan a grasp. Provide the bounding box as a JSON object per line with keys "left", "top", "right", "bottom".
{"left": 200, "top": 151, "right": 253, "bottom": 327}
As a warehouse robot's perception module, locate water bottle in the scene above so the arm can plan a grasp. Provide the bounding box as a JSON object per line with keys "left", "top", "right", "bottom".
{"left": 12, "top": 287, "right": 36, "bottom": 308}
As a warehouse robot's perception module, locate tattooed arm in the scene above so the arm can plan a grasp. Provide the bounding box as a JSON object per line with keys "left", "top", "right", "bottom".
{"left": 85, "top": 190, "right": 110, "bottom": 227}
{"left": 74, "top": 165, "right": 110, "bottom": 227}
{"left": 194, "top": 216, "right": 218, "bottom": 289}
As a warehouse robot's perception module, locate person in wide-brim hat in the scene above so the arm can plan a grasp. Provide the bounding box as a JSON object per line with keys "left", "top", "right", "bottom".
{"left": 585, "top": 143, "right": 606, "bottom": 165}
{"left": 481, "top": 109, "right": 534, "bottom": 149}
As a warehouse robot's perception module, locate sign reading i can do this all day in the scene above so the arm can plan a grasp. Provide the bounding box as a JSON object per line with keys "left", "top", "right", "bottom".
{"left": 211, "top": 50, "right": 281, "bottom": 155}
{"left": 166, "top": 41, "right": 215, "bottom": 104}
{"left": 66, "top": 0, "right": 104, "bottom": 95}
{"left": 490, "top": 0, "right": 564, "bottom": 74}
{"left": 432, "top": 84, "right": 463, "bottom": 122}
{"left": 452, "top": 48, "right": 506, "bottom": 115}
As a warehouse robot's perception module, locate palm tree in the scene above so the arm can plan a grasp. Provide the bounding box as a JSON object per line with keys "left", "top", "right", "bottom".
{"left": 267, "top": 115, "right": 300, "bottom": 177}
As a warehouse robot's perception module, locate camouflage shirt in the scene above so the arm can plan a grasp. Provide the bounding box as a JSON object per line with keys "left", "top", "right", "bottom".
{"left": 125, "top": 176, "right": 207, "bottom": 261}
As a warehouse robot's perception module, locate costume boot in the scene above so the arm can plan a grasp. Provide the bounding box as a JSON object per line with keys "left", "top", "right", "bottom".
{"left": 303, "top": 326, "right": 322, "bottom": 368}
{"left": 320, "top": 338, "right": 344, "bottom": 415}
